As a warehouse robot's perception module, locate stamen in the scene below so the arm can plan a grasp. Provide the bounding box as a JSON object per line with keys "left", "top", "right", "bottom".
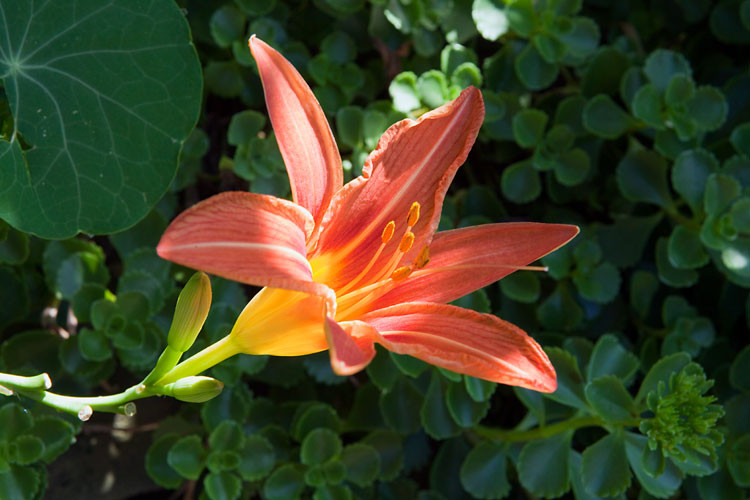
{"left": 338, "top": 221, "right": 396, "bottom": 295}
{"left": 414, "top": 246, "right": 430, "bottom": 269}
{"left": 391, "top": 266, "right": 412, "bottom": 281}
{"left": 381, "top": 221, "right": 395, "bottom": 243}
{"left": 399, "top": 232, "right": 415, "bottom": 253}
{"left": 407, "top": 202, "right": 420, "bottom": 227}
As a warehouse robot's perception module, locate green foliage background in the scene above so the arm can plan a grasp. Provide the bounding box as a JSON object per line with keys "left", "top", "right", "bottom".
{"left": 1, "top": 0, "right": 750, "bottom": 498}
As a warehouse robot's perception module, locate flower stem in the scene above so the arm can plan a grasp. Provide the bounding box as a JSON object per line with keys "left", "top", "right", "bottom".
{"left": 0, "top": 372, "right": 51, "bottom": 391}
{"left": 474, "top": 415, "right": 606, "bottom": 443}
{"left": 156, "top": 335, "right": 241, "bottom": 386}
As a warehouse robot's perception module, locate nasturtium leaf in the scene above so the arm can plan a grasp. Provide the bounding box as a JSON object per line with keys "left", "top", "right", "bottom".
{"left": 146, "top": 434, "right": 184, "bottom": 489}
{"left": 227, "top": 110, "right": 266, "bottom": 147}
{"left": 421, "top": 372, "right": 461, "bottom": 439}
{"left": 460, "top": 441, "right": 510, "bottom": 499}
{"left": 389, "top": 72, "right": 421, "bottom": 113}
{"left": 204, "top": 471, "right": 241, "bottom": 500}
{"left": 687, "top": 86, "right": 728, "bottom": 131}
{"left": 583, "top": 95, "right": 633, "bottom": 139}
{"left": 264, "top": 464, "right": 305, "bottom": 500}
{"left": 518, "top": 433, "right": 571, "bottom": 498}
{"left": 582, "top": 431, "right": 632, "bottom": 497}
{"left": 340, "top": 443, "right": 380, "bottom": 487}
{"left": 441, "top": 43, "right": 479, "bottom": 77}
{"left": 445, "top": 380, "right": 490, "bottom": 427}
{"left": 624, "top": 433, "right": 682, "bottom": 498}
{"left": 585, "top": 376, "right": 638, "bottom": 423}
{"left": 512, "top": 109, "right": 548, "bottom": 148}
{"left": 472, "top": 0, "right": 509, "bottom": 41}
{"left": 0, "top": 0, "right": 201, "bottom": 238}
{"left": 0, "top": 225, "right": 28, "bottom": 265}
{"left": 501, "top": 161, "right": 541, "bottom": 203}
{"left": 506, "top": 0, "right": 537, "bottom": 37}
{"left": 587, "top": 334, "right": 639, "bottom": 384}
{"left": 616, "top": 150, "right": 673, "bottom": 208}
{"left": 632, "top": 83, "right": 665, "bottom": 130}
{"left": 643, "top": 49, "right": 692, "bottom": 92}
{"left": 667, "top": 225, "right": 709, "bottom": 269}
{"left": 515, "top": 42, "right": 559, "bottom": 91}
{"left": 167, "top": 435, "right": 205, "bottom": 480}
{"left": 672, "top": 149, "right": 718, "bottom": 213}
{"left": 544, "top": 347, "right": 587, "bottom": 408}
{"left": 656, "top": 237, "right": 699, "bottom": 288}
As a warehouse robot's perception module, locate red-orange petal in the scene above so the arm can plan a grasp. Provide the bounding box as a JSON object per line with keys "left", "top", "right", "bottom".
{"left": 324, "top": 319, "right": 377, "bottom": 376}
{"left": 311, "top": 86, "right": 485, "bottom": 290}
{"left": 370, "top": 222, "right": 579, "bottom": 309}
{"left": 362, "top": 303, "right": 557, "bottom": 392}
{"left": 249, "top": 36, "right": 343, "bottom": 227}
{"left": 157, "top": 191, "right": 322, "bottom": 294}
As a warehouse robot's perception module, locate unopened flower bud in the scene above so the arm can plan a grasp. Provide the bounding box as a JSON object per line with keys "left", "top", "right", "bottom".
{"left": 164, "top": 376, "right": 224, "bottom": 403}
{"left": 168, "top": 272, "right": 212, "bottom": 353}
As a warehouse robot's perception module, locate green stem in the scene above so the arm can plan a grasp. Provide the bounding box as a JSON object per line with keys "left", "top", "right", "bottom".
{"left": 142, "top": 346, "right": 183, "bottom": 386}
{"left": 0, "top": 372, "right": 51, "bottom": 391}
{"left": 18, "top": 384, "right": 156, "bottom": 419}
{"left": 474, "top": 415, "right": 606, "bottom": 443}
{"left": 156, "top": 335, "right": 241, "bottom": 386}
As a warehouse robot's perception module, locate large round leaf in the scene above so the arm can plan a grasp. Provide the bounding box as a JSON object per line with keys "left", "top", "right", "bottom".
{"left": 0, "top": 0, "right": 201, "bottom": 238}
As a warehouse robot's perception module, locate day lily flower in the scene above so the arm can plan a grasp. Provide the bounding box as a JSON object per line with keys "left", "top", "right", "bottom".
{"left": 156, "top": 37, "right": 578, "bottom": 392}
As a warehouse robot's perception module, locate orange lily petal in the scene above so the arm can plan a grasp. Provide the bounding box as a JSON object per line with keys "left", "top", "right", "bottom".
{"left": 362, "top": 303, "right": 557, "bottom": 392}
{"left": 249, "top": 36, "right": 343, "bottom": 226}
{"left": 230, "top": 287, "right": 328, "bottom": 356}
{"left": 157, "top": 192, "right": 325, "bottom": 296}
{"left": 324, "top": 319, "right": 377, "bottom": 375}
{"left": 311, "top": 86, "right": 484, "bottom": 289}
{"left": 370, "top": 222, "right": 579, "bottom": 310}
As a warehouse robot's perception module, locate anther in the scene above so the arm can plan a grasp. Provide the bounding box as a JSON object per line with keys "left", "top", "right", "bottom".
{"left": 381, "top": 221, "right": 395, "bottom": 243}
{"left": 399, "top": 232, "right": 415, "bottom": 253}
{"left": 407, "top": 202, "right": 420, "bottom": 227}
{"left": 414, "top": 246, "right": 430, "bottom": 269}
{"left": 391, "top": 266, "right": 412, "bottom": 281}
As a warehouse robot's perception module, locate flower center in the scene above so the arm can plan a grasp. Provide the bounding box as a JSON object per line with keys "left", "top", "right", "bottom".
{"left": 335, "top": 201, "right": 430, "bottom": 319}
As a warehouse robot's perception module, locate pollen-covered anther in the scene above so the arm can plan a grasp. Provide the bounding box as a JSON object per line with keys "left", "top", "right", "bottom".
{"left": 381, "top": 221, "right": 395, "bottom": 243}
{"left": 391, "top": 266, "right": 412, "bottom": 281}
{"left": 414, "top": 246, "right": 430, "bottom": 269}
{"left": 399, "top": 232, "right": 415, "bottom": 253}
{"left": 407, "top": 202, "right": 420, "bottom": 227}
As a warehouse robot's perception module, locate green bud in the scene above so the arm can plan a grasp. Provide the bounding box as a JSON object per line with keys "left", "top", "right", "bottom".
{"left": 168, "top": 272, "right": 212, "bottom": 353}
{"left": 163, "top": 376, "right": 224, "bottom": 403}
